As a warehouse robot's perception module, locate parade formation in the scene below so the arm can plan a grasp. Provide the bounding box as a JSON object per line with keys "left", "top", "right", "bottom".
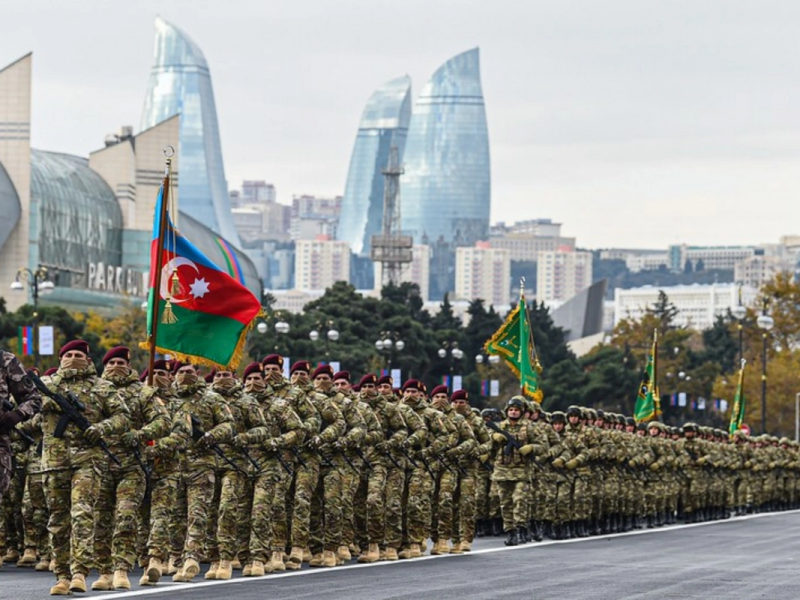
{"left": 0, "top": 343, "right": 797, "bottom": 595}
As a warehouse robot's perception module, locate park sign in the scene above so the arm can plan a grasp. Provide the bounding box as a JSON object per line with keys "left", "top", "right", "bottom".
{"left": 86, "top": 261, "right": 148, "bottom": 297}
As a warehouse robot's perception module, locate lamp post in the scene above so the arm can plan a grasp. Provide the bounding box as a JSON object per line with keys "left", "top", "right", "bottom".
{"left": 375, "top": 332, "right": 404, "bottom": 371}
{"left": 10, "top": 266, "right": 55, "bottom": 368}
{"left": 756, "top": 299, "right": 774, "bottom": 435}
{"left": 310, "top": 320, "right": 339, "bottom": 360}
{"left": 256, "top": 313, "right": 291, "bottom": 353}
{"left": 438, "top": 341, "right": 464, "bottom": 380}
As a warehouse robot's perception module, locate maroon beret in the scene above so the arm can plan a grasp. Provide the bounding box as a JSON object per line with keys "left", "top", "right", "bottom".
{"left": 359, "top": 374, "right": 377, "bottom": 387}
{"left": 44, "top": 367, "right": 58, "bottom": 377}
{"left": 153, "top": 359, "right": 170, "bottom": 372}
{"left": 402, "top": 379, "right": 422, "bottom": 392}
{"left": 171, "top": 361, "right": 185, "bottom": 374}
{"left": 393, "top": 387, "right": 401, "bottom": 395}
{"left": 243, "top": 362, "right": 263, "bottom": 380}
{"left": 204, "top": 368, "right": 218, "bottom": 383}
{"left": 333, "top": 371, "right": 350, "bottom": 382}
{"left": 59, "top": 339, "right": 89, "bottom": 358}
{"left": 313, "top": 364, "right": 334, "bottom": 379}
{"left": 430, "top": 385, "right": 449, "bottom": 398}
{"left": 352, "top": 384, "right": 361, "bottom": 393}
{"left": 262, "top": 354, "right": 284, "bottom": 367}
{"left": 450, "top": 389, "right": 469, "bottom": 402}
{"left": 290, "top": 360, "right": 311, "bottom": 375}
{"left": 102, "top": 345, "right": 131, "bottom": 365}
{"left": 376, "top": 375, "right": 393, "bottom": 387}
{"left": 139, "top": 368, "right": 148, "bottom": 382}
{"left": 26, "top": 367, "right": 40, "bottom": 377}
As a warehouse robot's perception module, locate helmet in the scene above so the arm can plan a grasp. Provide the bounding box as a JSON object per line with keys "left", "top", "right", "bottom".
{"left": 682, "top": 422, "right": 698, "bottom": 433}
{"left": 583, "top": 408, "right": 597, "bottom": 420}
{"left": 529, "top": 401, "right": 542, "bottom": 413}
{"left": 636, "top": 422, "right": 647, "bottom": 431}
{"left": 506, "top": 396, "right": 526, "bottom": 413}
{"left": 625, "top": 416, "right": 635, "bottom": 427}
{"left": 596, "top": 409, "right": 606, "bottom": 421}
{"left": 566, "top": 405, "right": 582, "bottom": 418}
{"left": 551, "top": 411, "right": 567, "bottom": 423}
{"left": 647, "top": 421, "right": 662, "bottom": 431}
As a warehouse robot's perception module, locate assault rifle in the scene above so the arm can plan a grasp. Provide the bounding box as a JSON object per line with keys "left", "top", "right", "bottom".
{"left": 28, "top": 373, "right": 121, "bottom": 466}
{"left": 190, "top": 415, "right": 248, "bottom": 477}
{"left": 485, "top": 420, "right": 543, "bottom": 469}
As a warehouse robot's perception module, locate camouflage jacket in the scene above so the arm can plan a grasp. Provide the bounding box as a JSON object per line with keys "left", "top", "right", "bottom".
{"left": 404, "top": 397, "right": 456, "bottom": 466}
{"left": 149, "top": 387, "right": 192, "bottom": 477}
{"left": 215, "top": 382, "right": 268, "bottom": 471}
{"left": 0, "top": 350, "right": 42, "bottom": 455}
{"left": 246, "top": 388, "right": 304, "bottom": 465}
{"left": 41, "top": 364, "right": 129, "bottom": 471}
{"left": 172, "top": 379, "right": 235, "bottom": 471}
{"left": 438, "top": 403, "right": 477, "bottom": 468}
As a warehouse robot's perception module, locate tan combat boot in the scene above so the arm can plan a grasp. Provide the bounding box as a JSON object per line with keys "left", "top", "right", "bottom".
{"left": 216, "top": 560, "right": 232, "bottom": 580}
{"left": 91, "top": 573, "right": 113, "bottom": 591}
{"left": 337, "top": 545, "right": 351, "bottom": 562}
{"left": 409, "top": 543, "right": 422, "bottom": 558}
{"left": 147, "top": 557, "right": 162, "bottom": 584}
{"left": 309, "top": 553, "right": 324, "bottom": 567}
{"left": 230, "top": 558, "right": 242, "bottom": 570}
{"left": 69, "top": 573, "right": 87, "bottom": 593}
{"left": 17, "top": 548, "right": 37, "bottom": 567}
{"left": 450, "top": 540, "right": 463, "bottom": 555}
{"left": 173, "top": 557, "right": 200, "bottom": 582}
{"left": 250, "top": 560, "right": 266, "bottom": 577}
{"left": 270, "top": 551, "right": 286, "bottom": 572}
{"left": 204, "top": 561, "right": 220, "bottom": 580}
{"left": 139, "top": 573, "right": 155, "bottom": 586}
{"left": 286, "top": 546, "right": 303, "bottom": 570}
{"left": 385, "top": 547, "right": 399, "bottom": 561}
{"left": 242, "top": 563, "right": 252, "bottom": 577}
{"left": 360, "top": 543, "right": 380, "bottom": 563}
{"left": 113, "top": 569, "right": 131, "bottom": 590}
{"left": 397, "top": 547, "right": 412, "bottom": 559}
{"left": 3, "top": 548, "right": 19, "bottom": 563}
{"left": 166, "top": 556, "right": 179, "bottom": 575}
{"left": 302, "top": 547, "right": 313, "bottom": 562}
{"left": 349, "top": 544, "right": 360, "bottom": 556}
{"left": 379, "top": 547, "right": 388, "bottom": 560}
{"left": 459, "top": 540, "right": 472, "bottom": 552}
{"left": 35, "top": 556, "right": 50, "bottom": 571}
{"left": 50, "top": 578, "right": 71, "bottom": 596}
{"left": 321, "top": 550, "right": 337, "bottom": 567}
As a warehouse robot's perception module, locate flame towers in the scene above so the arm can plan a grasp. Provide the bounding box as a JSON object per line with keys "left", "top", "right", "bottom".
{"left": 140, "top": 17, "right": 240, "bottom": 245}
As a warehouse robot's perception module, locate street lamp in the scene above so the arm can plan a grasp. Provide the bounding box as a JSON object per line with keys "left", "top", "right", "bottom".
{"left": 309, "top": 320, "right": 338, "bottom": 359}
{"left": 375, "top": 332, "right": 404, "bottom": 370}
{"left": 756, "top": 299, "right": 774, "bottom": 435}
{"left": 438, "top": 341, "right": 463, "bottom": 378}
{"left": 10, "top": 266, "right": 55, "bottom": 367}
{"left": 732, "top": 285, "right": 747, "bottom": 363}
{"left": 256, "top": 313, "right": 291, "bottom": 353}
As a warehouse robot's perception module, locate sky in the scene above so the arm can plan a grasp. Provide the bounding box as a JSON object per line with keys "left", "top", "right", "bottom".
{"left": 3, "top": 0, "right": 800, "bottom": 249}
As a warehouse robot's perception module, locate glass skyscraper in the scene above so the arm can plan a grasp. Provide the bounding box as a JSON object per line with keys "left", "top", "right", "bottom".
{"left": 140, "top": 17, "right": 240, "bottom": 245}
{"left": 338, "top": 76, "right": 412, "bottom": 257}
{"left": 401, "top": 48, "right": 490, "bottom": 247}
{"left": 401, "top": 48, "right": 491, "bottom": 299}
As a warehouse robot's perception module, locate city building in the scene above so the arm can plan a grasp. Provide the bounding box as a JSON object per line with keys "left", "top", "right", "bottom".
{"left": 734, "top": 255, "right": 784, "bottom": 288}
{"left": 291, "top": 194, "right": 342, "bottom": 241}
{"left": 0, "top": 53, "right": 260, "bottom": 315}
{"left": 140, "top": 17, "right": 240, "bottom": 245}
{"left": 241, "top": 180, "right": 276, "bottom": 204}
{"left": 338, "top": 76, "right": 412, "bottom": 257}
{"left": 490, "top": 231, "right": 576, "bottom": 262}
{"left": 536, "top": 250, "right": 593, "bottom": 303}
{"left": 613, "top": 283, "right": 759, "bottom": 331}
{"left": 491, "top": 219, "right": 563, "bottom": 238}
{"left": 454, "top": 243, "right": 510, "bottom": 308}
{"left": 373, "top": 244, "right": 431, "bottom": 300}
{"left": 599, "top": 248, "right": 666, "bottom": 262}
{"left": 625, "top": 253, "right": 669, "bottom": 273}
{"left": 401, "top": 48, "right": 491, "bottom": 300}
{"left": 551, "top": 279, "right": 608, "bottom": 342}
{"left": 294, "top": 237, "right": 350, "bottom": 291}
{"left": 667, "top": 244, "right": 757, "bottom": 272}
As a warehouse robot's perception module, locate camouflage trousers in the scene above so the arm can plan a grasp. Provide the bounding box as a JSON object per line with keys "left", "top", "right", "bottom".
{"left": 266, "top": 457, "right": 293, "bottom": 552}
{"left": 249, "top": 461, "right": 287, "bottom": 562}
{"left": 139, "top": 472, "right": 178, "bottom": 561}
{"left": 452, "top": 468, "right": 477, "bottom": 543}
{"left": 402, "top": 467, "right": 434, "bottom": 546}
{"left": 45, "top": 463, "right": 102, "bottom": 578}
{"left": 475, "top": 467, "right": 493, "bottom": 520}
{"left": 1, "top": 460, "right": 24, "bottom": 553}
{"left": 495, "top": 478, "right": 530, "bottom": 531}
{"left": 0, "top": 452, "right": 11, "bottom": 499}
{"left": 570, "top": 471, "right": 591, "bottom": 520}
{"left": 177, "top": 467, "right": 215, "bottom": 562}
{"left": 340, "top": 463, "right": 361, "bottom": 549}
{"left": 310, "top": 465, "right": 344, "bottom": 553}
{"left": 288, "top": 457, "right": 319, "bottom": 550}
{"left": 431, "top": 468, "right": 456, "bottom": 542}
{"left": 169, "top": 472, "right": 188, "bottom": 564}
{"left": 94, "top": 464, "right": 146, "bottom": 572}
{"left": 553, "top": 474, "right": 571, "bottom": 524}
{"left": 23, "top": 471, "right": 49, "bottom": 556}
{"left": 533, "top": 472, "right": 557, "bottom": 522}
{"left": 366, "top": 463, "right": 405, "bottom": 549}
{"left": 235, "top": 478, "right": 254, "bottom": 564}
{"left": 354, "top": 472, "right": 369, "bottom": 551}
{"left": 207, "top": 469, "right": 244, "bottom": 562}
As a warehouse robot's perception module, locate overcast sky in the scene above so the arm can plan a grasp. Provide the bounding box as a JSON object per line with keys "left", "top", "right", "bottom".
{"left": 4, "top": 0, "right": 799, "bottom": 249}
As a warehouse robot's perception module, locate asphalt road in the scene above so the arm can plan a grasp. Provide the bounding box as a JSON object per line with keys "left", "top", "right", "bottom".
{"left": 3, "top": 511, "right": 799, "bottom": 599}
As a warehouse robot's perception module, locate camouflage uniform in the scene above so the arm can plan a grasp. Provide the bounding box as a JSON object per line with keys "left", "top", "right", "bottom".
{"left": 41, "top": 364, "right": 129, "bottom": 580}
{"left": 94, "top": 369, "right": 170, "bottom": 574}
{"left": 345, "top": 397, "right": 381, "bottom": 554}
{"left": 18, "top": 413, "right": 49, "bottom": 562}
{"left": 454, "top": 406, "right": 490, "bottom": 545}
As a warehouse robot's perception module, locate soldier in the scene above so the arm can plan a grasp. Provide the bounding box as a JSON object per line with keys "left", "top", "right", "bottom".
{"left": 0, "top": 351, "right": 41, "bottom": 570}
{"left": 476, "top": 408, "right": 503, "bottom": 537}
{"left": 92, "top": 346, "right": 171, "bottom": 590}
{"left": 549, "top": 410, "right": 588, "bottom": 540}
{"left": 237, "top": 362, "right": 303, "bottom": 577}
{"left": 41, "top": 340, "right": 129, "bottom": 595}
{"left": 17, "top": 411, "right": 49, "bottom": 570}
{"left": 489, "top": 396, "right": 548, "bottom": 546}
{"left": 170, "top": 363, "right": 235, "bottom": 583}
{"left": 139, "top": 359, "right": 192, "bottom": 587}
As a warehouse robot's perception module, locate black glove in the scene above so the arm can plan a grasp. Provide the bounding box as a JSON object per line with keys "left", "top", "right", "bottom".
{"left": 0, "top": 409, "right": 23, "bottom": 434}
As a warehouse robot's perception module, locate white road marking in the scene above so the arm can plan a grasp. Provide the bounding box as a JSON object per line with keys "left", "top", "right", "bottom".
{"left": 108, "top": 510, "right": 800, "bottom": 597}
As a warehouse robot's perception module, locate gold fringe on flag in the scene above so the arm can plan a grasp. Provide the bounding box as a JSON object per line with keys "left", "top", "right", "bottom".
{"left": 160, "top": 270, "right": 181, "bottom": 324}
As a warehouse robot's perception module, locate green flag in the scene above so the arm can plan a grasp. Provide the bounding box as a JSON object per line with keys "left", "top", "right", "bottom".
{"left": 729, "top": 360, "right": 746, "bottom": 439}
{"left": 634, "top": 332, "right": 658, "bottom": 423}
{"left": 485, "top": 295, "right": 542, "bottom": 401}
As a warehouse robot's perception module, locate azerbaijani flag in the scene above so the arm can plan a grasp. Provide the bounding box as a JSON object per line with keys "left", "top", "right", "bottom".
{"left": 142, "top": 185, "right": 262, "bottom": 369}
{"left": 18, "top": 326, "right": 33, "bottom": 356}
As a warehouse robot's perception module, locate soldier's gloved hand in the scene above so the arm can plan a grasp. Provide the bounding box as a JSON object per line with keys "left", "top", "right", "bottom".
{"left": 232, "top": 434, "right": 250, "bottom": 449}
{"left": 418, "top": 447, "right": 433, "bottom": 461}
{"left": 375, "top": 441, "right": 388, "bottom": 453}
{"left": 445, "top": 447, "right": 461, "bottom": 460}
{"left": 84, "top": 425, "right": 104, "bottom": 444}
{"left": 649, "top": 462, "right": 661, "bottom": 472}
{"left": 744, "top": 460, "right": 753, "bottom": 468}
{"left": 491, "top": 433, "right": 507, "bottom": 444}
{"left": 197, "top": 433, "right": 214, "bottom": 449}
{"left": 519, "top": 444, "right": 535, "bottom": 456}
{"left": 0, "top": 409, "right": 23, "bottom": 434}
{"left": 401, "top": 438, "right": 414, "bottom": 449}
{"left": 565, "top": 459, "right": 579, "bottom": 470}
{"left": 307, "top": 435, "right": 322, "bottom": 449}
{"left": 696, "top": 456, "right": 708, "bottom": 466}
{"left": 479, "top": 453, "right": 490, "bottom": 463}
{"left": 266, "top": 438, "right": 281, "bottom": 452}
{"left": 552, "top": 457, "right": 566, "bottom": 468}
{"left": 548, "top": 447, "right": 561, "bottom": 459}
{"left": 144, "top": 444, "right": 161, "bottom": 460}
{"left": 121, "top": 431, "right": 140, "bottom": 448}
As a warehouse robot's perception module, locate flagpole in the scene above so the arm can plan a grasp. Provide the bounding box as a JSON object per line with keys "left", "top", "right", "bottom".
{"left": 653, "top": 329, "right": 660, "bottom": 419}
{"left": 146, "top": 151, "right": 173, "bottom": 386}
{"left": 519, "top": 278, "right": 525, "bottom": 396}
